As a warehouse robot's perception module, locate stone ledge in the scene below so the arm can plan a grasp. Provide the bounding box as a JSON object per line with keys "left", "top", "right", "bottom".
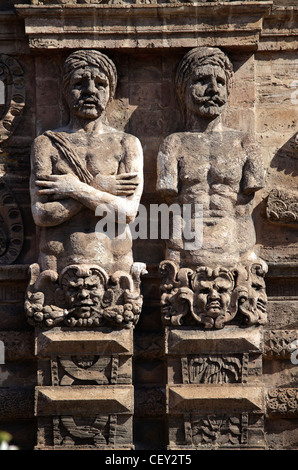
{"left": 35, "top": 327, "right": 133, "bottom": 357}
{"left": 165, "top": 326, "right": 263, "bottom": 355}
{"left": 15, "top": 2, "right": 272, "bottom": 50}
{"left": 168, "top": 384, "right": 265, "bottom": 413}
{"left": 35, "top": 385, "right": 134, "bottom": 415}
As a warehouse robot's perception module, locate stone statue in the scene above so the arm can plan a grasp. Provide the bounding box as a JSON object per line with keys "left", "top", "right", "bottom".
{"left": 25, "top": 49, "right": 146, "bottom": 328}
{"left": 157, "top": 47, "right": 267, "bottom": 328}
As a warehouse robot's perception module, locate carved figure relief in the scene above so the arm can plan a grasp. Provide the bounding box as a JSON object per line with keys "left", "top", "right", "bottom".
{"left": 25, "top": 49, "right": 145, "bottom": 328}
{"left": 0, "top": 54, "right": 25, "bottom": 143}
{"left": 157, "top": 47, "right": 267, "bottom": 329}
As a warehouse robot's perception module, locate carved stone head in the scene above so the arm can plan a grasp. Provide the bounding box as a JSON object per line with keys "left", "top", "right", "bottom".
{"left": 237, "top": 262, "right": 268, "bottom": 325}
{"left": 56, "top": 264, "right": 108, "bottom": 320}
{"left": 176, "top": 47, "right": 234, "bottom": 120}
{"left": 62, "top": 49, "right": 117, "bottom": 120}
{"left": 191, "top": 267, "right": 235, "bottom": 328}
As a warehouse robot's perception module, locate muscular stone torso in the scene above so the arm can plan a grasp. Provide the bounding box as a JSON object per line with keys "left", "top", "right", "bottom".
{"left": 38, "top": 129, "right": 133, "bottom": 274}
{"left": 160, "top": 130, "right": 258, "bottom": 268}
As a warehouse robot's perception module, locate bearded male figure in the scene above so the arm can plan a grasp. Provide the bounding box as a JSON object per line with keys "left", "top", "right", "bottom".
{"left": 157, "top": 47, "right": 267, "bottom": 328}
{"left": 26, "top": 50, "right": 145, "bottom": 328}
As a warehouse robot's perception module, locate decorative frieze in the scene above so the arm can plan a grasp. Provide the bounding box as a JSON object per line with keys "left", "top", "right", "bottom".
{"left": 267, "top": 388, "right": 298, "bottom": 418}
{"left": 263, "top": 329, "right": 298, "bottom": 359}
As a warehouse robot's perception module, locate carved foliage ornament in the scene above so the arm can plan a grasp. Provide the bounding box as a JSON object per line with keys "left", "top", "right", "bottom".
{"left": 160, "top": 260, "right": 267, "bottom": 329}
{"left": 0, "top": 179, "right": 24, "bottom": 264}
{"left": 0, "top": 55, "right": 25, "bottom": 143}
{"left": 25, "top": 262, "right": 147, "bottom": 328}
{"left": 266, "top": 188, "right": 298, "bottom": 226}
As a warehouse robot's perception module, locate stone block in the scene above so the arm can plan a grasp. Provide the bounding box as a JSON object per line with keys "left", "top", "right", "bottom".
{"left": 35, "top": 385, "right": 134, "bottom": 416}
{"left": 168, "top": 384, "right": 265, "bottom": 414}
{"left": 35, "top": 327, "right": 133, "bottom": 357}
{"left": 165, "top": 326, "right": 263, "bottom": 355}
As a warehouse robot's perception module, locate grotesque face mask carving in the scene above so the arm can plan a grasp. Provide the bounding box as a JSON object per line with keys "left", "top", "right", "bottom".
{"left": 238, "top": 264, "right": 267, "bottom": 325}
{"left": 191, "top": 267, "right": 236, "bottom": 329}
{"left": 58, "top": 265, "right": 107, "bottom": 320}
{"left": 195, "top": 275, "right": 233, "bottom": 321}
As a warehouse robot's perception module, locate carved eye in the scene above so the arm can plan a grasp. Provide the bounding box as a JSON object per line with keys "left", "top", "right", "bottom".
{"left": 95, "top": 78, "right": 108, "bottom": 89}
{"left": 217, "top": 287, "right": 228, "bottom": 294}
{"left": 199, "top": 288, "right": 210, "bottom": 294}
{"left": 252, "top": 283, "right": 263, "bottom": 291}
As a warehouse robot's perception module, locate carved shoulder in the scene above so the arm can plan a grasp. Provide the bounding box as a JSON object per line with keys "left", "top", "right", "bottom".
{"left": 30, "top": 133, "right": 56, "bottom": 178}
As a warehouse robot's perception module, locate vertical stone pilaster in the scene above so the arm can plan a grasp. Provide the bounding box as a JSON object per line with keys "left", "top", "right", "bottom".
{"left": 165, "top": 326, "right": 265, "bottom": 449}
{"left": 34, "top": 327, "right": 134, "bottom": 450}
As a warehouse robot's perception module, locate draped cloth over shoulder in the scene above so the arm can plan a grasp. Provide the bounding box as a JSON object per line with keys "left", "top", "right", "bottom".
{"left": 44, "top": 130, "right": 94, "bottom": 185}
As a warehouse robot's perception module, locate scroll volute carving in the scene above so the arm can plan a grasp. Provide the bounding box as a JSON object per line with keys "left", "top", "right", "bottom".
{"left": 0, "top": 54, "right": 25, "bottom": 143}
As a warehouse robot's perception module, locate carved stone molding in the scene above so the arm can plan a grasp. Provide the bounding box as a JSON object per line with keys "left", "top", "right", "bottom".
{"left": 16, "top": 3, "right": 272, "bottom": 50}
{"left": 266, "top": 188, "right": 298, "bottom": 226}
{"left": 0, "top": 54, "right": 25, "bottom": 143}
{"left": 0, "top": 179, "right": 24, "bottom": 265}
{"left": 168, "top": 384, "right": 265, "bottom": 413}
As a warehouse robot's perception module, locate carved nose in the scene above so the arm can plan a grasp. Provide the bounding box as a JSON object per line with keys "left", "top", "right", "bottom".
{"left": 208, "top": 289, "right": 220, "bottom": 300}
{"left": 85, "top": 80, "right": 96, "bottom": 94}
{"left": 209, "top": 78, "right": 218, "bottom": 93}
{"left": 77, "top": 289, "right": 90, "bottom": 300}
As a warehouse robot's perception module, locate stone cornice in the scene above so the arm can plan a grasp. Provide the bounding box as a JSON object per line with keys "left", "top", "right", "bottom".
{"left": 15, "top": 2, "right": 273, "bottom": 50}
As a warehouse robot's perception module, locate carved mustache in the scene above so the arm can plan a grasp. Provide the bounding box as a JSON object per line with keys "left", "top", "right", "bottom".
{"left": 199, "top": 95, "right": 226, "bottom": 107}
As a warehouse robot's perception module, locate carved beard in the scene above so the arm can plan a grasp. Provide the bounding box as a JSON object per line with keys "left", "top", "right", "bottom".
{"left": 72, "top": 97, "right": 105, "bottom": 119}
{"left": 191, "top": 94, "right": 226, "bottom": 118}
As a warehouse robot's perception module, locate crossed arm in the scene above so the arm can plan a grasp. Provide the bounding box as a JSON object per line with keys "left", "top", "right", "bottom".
{"left": 30, "top": 134, "right": 143, "bottom": 227}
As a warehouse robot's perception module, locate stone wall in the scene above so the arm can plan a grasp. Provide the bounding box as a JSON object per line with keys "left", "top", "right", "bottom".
{"left": 0, "top": 0, "right": 297, "bottom": 450}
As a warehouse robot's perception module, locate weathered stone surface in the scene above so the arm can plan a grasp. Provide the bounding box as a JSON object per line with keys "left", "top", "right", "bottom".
{"left": 25, "top": 49, "right": 145, "bottom": 329}
{"left": 166, "top": 326, "right": 263, "bottom": 355}
{"left": 16, "top": 3, "right": 272, "bottom": 50}
{"left": 168, "top": 384, "right": 265, "bottom": 413}
{"left": 0, "top": 0, "right": 298, "bottom": 451}
{"left": 35, "top": 385, "right": 134, "bottom": 415}
{"left": 36, "top": 327, "right": 133, "bottom": 356}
